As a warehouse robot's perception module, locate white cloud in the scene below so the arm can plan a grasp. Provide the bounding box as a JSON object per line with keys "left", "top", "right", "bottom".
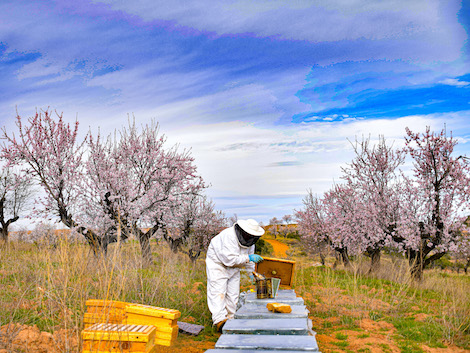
{"left": 16, "top": 58, "right": 64, "bottom": 80}
{"left": 440, "top": 78, "right": 470, "bottom": 87}
{"left": 163, "top": 112, "right": 470, "bottom": 216}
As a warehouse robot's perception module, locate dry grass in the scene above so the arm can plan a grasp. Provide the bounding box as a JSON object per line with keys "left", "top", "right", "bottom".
{"left": 0, "top": 238, "right": 211, "bottom": 352}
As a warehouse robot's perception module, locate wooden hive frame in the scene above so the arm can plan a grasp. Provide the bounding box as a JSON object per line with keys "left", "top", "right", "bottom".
{"left": 255, "top": 257, "right": 296, "bottom": 288}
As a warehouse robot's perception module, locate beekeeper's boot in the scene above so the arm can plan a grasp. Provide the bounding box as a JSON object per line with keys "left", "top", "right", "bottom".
{"left": 215, "top": 319, "right": 227, "bottom": 333}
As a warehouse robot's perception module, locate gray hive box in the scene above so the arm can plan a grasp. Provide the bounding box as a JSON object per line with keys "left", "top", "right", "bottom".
{"left": 238, "top": 289, "right": 300, "bottom": 307}
{"left": 234, "top": 303, "right": 309, "bottom": 319}
{"left": 244, "top": 289, "right": 297, "bottom": 299}
{"left": 223, "top": 318, "right": 310, "bottom": 335}
{"left": 215, "top": 334, "right": 320, "bottom": 351}
{"left": 205, "top": 348, "right": 320, "bottom": 353}
{"left": 206, "top": 350, "right": 317, "bottom": 353}
{"left": 243, "top": 296, "right": 304, "bottom": 306}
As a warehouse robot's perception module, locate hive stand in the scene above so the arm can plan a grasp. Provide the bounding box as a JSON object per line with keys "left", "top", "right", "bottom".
{"left": 205, "top": 289, "right": 321, "bottom": 352}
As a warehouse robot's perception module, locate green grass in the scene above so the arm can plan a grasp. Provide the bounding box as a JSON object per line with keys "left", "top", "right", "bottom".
{"left": 333, "top": 341, "right": 349, "bottom": 348}
{"left": 392, "top": 317, "right": 447, "bottom": 348}
{"left": 295, "top": 255, "right": 470, "bottom": 352}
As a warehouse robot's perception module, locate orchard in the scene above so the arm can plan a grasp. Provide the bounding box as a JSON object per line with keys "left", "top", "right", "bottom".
{"left": 296, "top": 128, "right": 470, "bottom": 280}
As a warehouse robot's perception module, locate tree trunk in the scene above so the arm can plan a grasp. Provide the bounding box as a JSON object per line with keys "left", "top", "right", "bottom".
{"left": 169, "top": 238, "right": 183, "bottom": 253}
{"left": 332, "top": 251, "right": 340, "bottom": 269}
{"left": 319, "top": 251, "right": 326, "bottom": 266}
{"left": 139, "top": 233, "right": 153, "bottom": 264}
{"left": 337, "top": 248, "right": 350, "bottom": 267}
{"left": 368, "top": 249, "right": 381, "bottom": 274}
{"left": 0, "top": 227, "right": 7, "bottom": 243}
{"left": 408, "top": 250, "right": 424, "bottom": 281}
{"left": 188, "top": 249, "right": 201, "bottom": 262}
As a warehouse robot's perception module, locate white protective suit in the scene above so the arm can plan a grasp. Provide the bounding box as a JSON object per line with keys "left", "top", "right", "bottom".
{"left": 206, "top": 225, "right": 255, "bottom": 325}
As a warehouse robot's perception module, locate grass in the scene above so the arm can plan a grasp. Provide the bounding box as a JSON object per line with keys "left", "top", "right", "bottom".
{"left": 1, "top": 232, "right": 470, "bottom": 353}
{"left": 0, "top": 238, "right": 214, "bottom": 350}
{"left": 294, "top": 252, "right": 470, "bottom": 352}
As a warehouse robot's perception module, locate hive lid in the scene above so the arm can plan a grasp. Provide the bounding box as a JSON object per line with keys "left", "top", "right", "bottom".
{"left": 255, "top": 257, "right": 296, "bottom": 288}
{"left": 85, "top": 299, "right": 128, "bottom": 309}
{"left": 125, "top": 304, "right": 181, "bottom": 320}
{"left": 82, "top": 323, "right": 155, "bottom": 342}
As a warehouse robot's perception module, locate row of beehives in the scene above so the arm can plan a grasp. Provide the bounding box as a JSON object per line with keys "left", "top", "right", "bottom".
{"left": 81, "top": 299, "right": 181, "bottom": 353}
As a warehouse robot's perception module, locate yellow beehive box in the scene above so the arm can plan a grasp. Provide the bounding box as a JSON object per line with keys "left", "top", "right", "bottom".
{"left": 125, "top": 313, "right": 178, "bottom": 328}
{"left": 86, "top": 300, "right": 128, "bottom": 315}
{"left": 82, "top": 323, "right": 156, "bottom": 353}
{"left": 125, "top": 304, "right": 180, "bottom": 327}
{"left": 124, "top": 304, "right": 181, "bottom": 320}
{"left": 83, "top": 312, "right": 125, "bottom": 329}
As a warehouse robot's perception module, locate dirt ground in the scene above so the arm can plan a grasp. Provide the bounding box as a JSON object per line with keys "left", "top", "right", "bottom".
{"left": 264, "top": 238, "right": 289, "bottom": 258}
{"left": 0, "top": 323, "right": 217, "bottom": 353}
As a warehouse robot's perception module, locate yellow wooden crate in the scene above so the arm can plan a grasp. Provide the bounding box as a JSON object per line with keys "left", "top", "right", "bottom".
{"left": 154, "top": 326, "right": 178, "bottom": 341}
{"left": 83, "top": 347, "right": 158, "bottom": 353}
{"left": 82, "top": 323, "right": 155, "bottom": 353}
{"left": 83, "top": 312, "right": 125, "bottom": 329}
{"left": 125, "top": 313, "right": 177, "bottom": 328}
{"left": 154, "top": 338, "right": 175, "bottom": 347}
{"left": 86, "top": 300, "right": 128, "bottom": 316}
{"left": 124, "top": 304, "right": 181, "bottom": 320}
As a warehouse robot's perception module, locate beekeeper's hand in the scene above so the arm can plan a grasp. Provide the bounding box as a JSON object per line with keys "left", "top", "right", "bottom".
{"left": 249, "top": 254, "right": 264, "bottom": 263}
{"left": 249, "top": 274, "right": 255, "bottom": 283}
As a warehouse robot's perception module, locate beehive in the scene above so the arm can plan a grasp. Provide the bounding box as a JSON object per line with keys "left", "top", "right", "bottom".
{"left": 124, "top": 304, "right": 180, "bottom": 346}
{"left": 255, "top": 257, "right": 296, "bottom": 288}
{"left": 83, "top": 312, "right": 124, "bottom": 329}
{"left": 84, "top": 300, "right": 128, "bottom": 329}
{"left": 85, "top": 300, "right": 128, "bottom": 316}
{"left": 81, "top": 323, "right": 156, "bottom": 353}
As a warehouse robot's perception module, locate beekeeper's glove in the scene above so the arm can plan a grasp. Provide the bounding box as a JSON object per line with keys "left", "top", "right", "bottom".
{"left": 249, "top": 254, "right": 264, "bottom": 263}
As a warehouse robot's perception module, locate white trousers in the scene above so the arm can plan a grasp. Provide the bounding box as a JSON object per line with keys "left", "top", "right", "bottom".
{"left": 206, "top": 258, "right": 240, "bottom": 325}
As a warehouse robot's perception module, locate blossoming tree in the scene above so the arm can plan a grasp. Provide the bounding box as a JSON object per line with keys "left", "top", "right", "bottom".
{"left": 296, "top": 184, "right": 363, "bottom": 268}
{"left": 0, "top": 163, "right": 33, "bottom": 243}
{"left": 341, "top": 136, "right": 404, "bottom": 272}
{"left": 86, "top": 120, "right": 206, "bottom": 262}
{"left": 1, "top": 110, "right": 104, "bottom": 253}
{"left": 394, "top": 127, "right": 470, "bottom": 280}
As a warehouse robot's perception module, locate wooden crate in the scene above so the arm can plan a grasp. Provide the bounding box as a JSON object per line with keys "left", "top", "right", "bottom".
{"left": 82, "top": 323, "right": 156, "bottom": 353}
{"left": 124, "top": 304, "right": 180, "bottom": 346}
{"left": 85, "top": 300, "right": 128, "bottom": 315}
{"left": 255, "top": 257, "right": 296, "bottom": 288}
{"left": 125, "top": 304, "right": 181, "bottom": 320}
{"left": 83, "top": 312, "right": 125, "bottom": 329}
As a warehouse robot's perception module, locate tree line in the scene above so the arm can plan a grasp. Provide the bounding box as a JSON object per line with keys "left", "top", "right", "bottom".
{"left": 296, "top": 128, "right": 470, "bottom": 280}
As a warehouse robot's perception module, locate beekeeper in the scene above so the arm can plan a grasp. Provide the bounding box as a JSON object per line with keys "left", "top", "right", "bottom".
{"left": 206, "top": 219, "right": 265, "bottom": 331}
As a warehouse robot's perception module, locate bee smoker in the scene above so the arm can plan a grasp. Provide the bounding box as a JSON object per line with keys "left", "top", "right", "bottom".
{"left": 252, "top": 271, "right": 273, "bottom": 299}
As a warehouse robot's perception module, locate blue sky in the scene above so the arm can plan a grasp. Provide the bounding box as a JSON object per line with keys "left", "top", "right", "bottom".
{"left": 1, "top": 0, "right": 469, "bottom": 226}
